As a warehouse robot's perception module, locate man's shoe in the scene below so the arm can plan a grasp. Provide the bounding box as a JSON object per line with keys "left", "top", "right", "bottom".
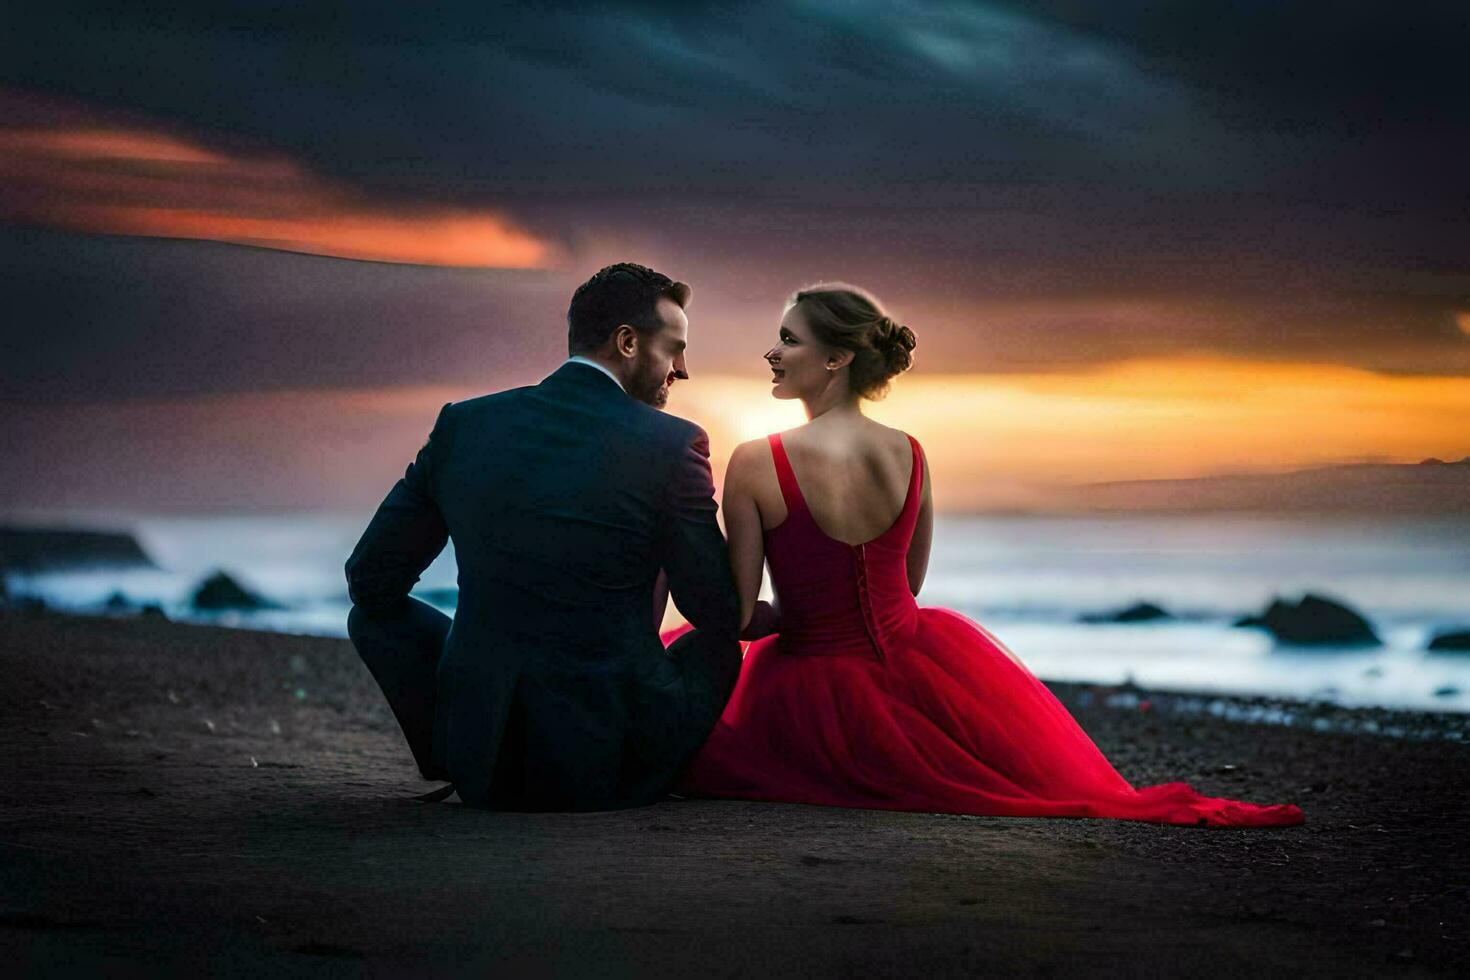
{"left": 412, "top": 783, "right": 457, "bottom": 803}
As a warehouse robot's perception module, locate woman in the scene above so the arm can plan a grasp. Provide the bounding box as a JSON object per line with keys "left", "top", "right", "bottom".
{"left": 664, "top": 283, "right": 1303, "bottom": 827}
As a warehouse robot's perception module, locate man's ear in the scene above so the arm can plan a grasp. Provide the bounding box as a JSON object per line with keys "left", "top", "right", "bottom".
{"left": 613, "top": 324, "right": 640, "bottom": 359}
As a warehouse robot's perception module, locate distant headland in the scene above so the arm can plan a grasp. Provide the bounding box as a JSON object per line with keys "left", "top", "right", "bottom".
{"left": 1054, "top": 457, "right": 1470, "bottom": 515}
{"left": 0, "top": 526, "right": 156, "bottom": 572}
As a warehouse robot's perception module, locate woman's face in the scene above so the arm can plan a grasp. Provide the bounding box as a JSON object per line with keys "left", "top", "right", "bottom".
{"left": 764, "top": 304, "right": 831, "bottom": 401}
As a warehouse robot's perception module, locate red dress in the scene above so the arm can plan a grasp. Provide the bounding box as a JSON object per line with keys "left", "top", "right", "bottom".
{"left": 662, "top": 432, "right": 1304, "bottom": 827}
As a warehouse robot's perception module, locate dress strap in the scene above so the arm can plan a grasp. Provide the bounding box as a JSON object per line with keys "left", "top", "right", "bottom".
{"left": 767, "top": 433, "right": 808, "bottom": 513}
{"left": 903, "top": 434, "right": 925, "bottom": 520}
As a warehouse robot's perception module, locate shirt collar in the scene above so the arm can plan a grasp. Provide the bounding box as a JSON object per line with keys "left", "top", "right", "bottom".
{"left": 563, "top": 355, "right": 626, "bottom": 393}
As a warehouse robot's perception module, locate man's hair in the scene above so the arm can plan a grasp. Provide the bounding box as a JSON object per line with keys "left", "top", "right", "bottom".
{"left": 567, "top": 262, "right": 691, "bottom": 355}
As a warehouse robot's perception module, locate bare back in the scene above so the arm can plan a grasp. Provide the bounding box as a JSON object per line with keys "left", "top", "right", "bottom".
{"left": 723, "top": 415, "right": 935, "bottom": 631}
{"left": 752, "top": 421, "right": 917, "bottom": 545}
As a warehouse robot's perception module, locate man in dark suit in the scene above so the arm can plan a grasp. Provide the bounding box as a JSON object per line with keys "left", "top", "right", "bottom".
{"left": 345, "top": 263, "right": 743, "bottom": 810}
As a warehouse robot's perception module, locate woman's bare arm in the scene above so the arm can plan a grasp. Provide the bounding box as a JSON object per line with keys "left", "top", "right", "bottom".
{"left": 906, "top": 452, "right": 934, "bottom": 596}
{"left": 723, "top": 441, "right": 768, "bottom": 631}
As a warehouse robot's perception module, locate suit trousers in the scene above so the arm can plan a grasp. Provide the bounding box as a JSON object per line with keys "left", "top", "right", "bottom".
{"left": 347, "top": 597, "right": 740, "bottom": 807}
{"left": 347, "top": 597, "right": 453, "bottom": 781}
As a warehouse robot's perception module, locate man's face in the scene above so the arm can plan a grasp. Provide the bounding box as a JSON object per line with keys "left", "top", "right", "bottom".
{"left": 626, "top": 296, "right": 689, "bottom": 409}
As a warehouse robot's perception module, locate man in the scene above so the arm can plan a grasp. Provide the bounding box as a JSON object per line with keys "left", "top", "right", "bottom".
{"left": 345, "top": 262, "right": 743, "bottom": 810}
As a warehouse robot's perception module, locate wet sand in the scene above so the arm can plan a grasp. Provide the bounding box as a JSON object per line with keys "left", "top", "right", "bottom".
{"left": 2, "top": 608, "right": 1467, "bottom": 977}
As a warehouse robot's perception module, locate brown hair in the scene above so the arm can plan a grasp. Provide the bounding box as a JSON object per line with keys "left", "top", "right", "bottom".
{"left": 567, "top": 262, "right": 690, "bottom": 355}
{"left": 788, "top": 282, "right": 916, "bottom": 399}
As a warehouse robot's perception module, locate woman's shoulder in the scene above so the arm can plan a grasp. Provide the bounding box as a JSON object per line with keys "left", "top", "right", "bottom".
{"left": 860, "top": 419, "right": 920, "bottom": 462}
{"left": 725, "top": 437, "right": 778, "bottom": 483}
{"left": 730, "top": 435, "right": 776, "bottom": 462}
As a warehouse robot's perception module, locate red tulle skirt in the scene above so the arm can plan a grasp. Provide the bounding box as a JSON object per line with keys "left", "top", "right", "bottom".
{"left": 663, "top": 608, "right": 1305, "bottom": 827}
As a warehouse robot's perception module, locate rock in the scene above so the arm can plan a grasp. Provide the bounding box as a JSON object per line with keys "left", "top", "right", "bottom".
{"left": 190, "top": 570, "right": 278, "bottom": 611}
{"left": 1233, "top": 593, "right": 1380, "bottom": 646}
{"left": 103, "top": 590, "right": 132, "bottom": 611}
{"left": 1079, "top": 601, "right": 1170, "bottom": 624}
{"left": 139, "top": 603, "right": 169, "bottom": 620}
{"left": 11, "top": 594, "right": 48, "bottom": 613}
{"left": 1433, "top": 685, "right": 1461, "bottom": 698}
{"left": 1427, "top": 630, "right": 1470, "bottom": 652}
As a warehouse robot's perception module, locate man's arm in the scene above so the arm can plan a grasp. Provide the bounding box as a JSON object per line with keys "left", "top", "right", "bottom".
{"left": 344, "top": 402, "right": 453, "bottom": 615}
{"left": 655, "top": 424, "right": 740, "bottom": 638}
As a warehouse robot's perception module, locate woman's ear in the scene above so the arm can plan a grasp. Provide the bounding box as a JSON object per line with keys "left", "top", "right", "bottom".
{"left": 826, "top": 348, "right": 855, "bottom": 371}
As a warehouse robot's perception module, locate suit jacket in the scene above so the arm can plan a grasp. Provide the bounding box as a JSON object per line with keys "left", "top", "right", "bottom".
{"left": 344, "top": 361, "right": 741, "bottom": 809}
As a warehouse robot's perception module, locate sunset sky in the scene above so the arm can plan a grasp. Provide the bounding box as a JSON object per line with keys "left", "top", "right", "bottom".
{"left": 2, "top": 3, "right": 1467, "bottom": 515}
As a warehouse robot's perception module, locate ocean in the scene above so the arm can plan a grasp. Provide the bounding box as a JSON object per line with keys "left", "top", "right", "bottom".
{"left": 6, "top": 512, "right": 1468, "bottom": 713}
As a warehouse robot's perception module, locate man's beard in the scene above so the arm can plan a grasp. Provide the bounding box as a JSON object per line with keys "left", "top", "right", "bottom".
{"left": 627, "top": 362, "right": 670, "bottom": 408}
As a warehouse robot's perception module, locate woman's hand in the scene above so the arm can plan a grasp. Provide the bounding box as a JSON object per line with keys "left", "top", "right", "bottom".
{"left": 739, "top": 598, "right": 781, "bottom": 640}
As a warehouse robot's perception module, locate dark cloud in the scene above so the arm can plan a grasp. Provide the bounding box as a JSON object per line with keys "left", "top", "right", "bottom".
{"left": 8, "top": 2, "right": 1466, "bottom": 209}
{"left": 2, "top": 224, "right": 1465, "bottom": 409}
{"left": 0, "top": 227, "right": 569, "bottom": 404}
{"left": 2, "top": 1, "right": 1468, "bottom": 400}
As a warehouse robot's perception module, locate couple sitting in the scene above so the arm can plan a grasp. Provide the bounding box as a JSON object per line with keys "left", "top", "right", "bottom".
{"left": 345, "top": 262, "right": 1302, "bottom": 827}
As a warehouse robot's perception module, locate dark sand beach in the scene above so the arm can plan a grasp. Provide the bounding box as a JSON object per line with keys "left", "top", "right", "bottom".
{"left": 2, "top": 608, "right": 1467, "bottom": 977}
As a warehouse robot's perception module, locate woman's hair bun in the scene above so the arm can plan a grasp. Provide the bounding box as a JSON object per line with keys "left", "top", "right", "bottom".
{"left": 872, "top": 316, "right": 917, "bottom": 376}
{"left": 787, "top": 282, "right": 917, "bottom": 400}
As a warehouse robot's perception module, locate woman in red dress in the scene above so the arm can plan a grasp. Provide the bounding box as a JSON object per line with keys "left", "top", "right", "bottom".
{"left": 663, "top": 283, "right": 1303, "bottom": 827}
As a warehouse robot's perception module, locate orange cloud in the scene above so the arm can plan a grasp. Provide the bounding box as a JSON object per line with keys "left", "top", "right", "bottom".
{"left": 0, "top": 97, "right": 554, "bottom": 268}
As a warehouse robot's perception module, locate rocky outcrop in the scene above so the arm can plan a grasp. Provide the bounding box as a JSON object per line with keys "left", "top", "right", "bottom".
{"left": 190, "top": 570, "right": 280, "bottom": 611}
{"left": 1233, "top": 593, "right": 1380, "bottom": 646}
{"left": 1079, "top": 602, "right": 1171, "bottom": 624}
{"left": 1427, "top": 630, "right": 1470, "bottom": 652}
{"left": 100, "top": 592, "right": 169, "bottom": 620}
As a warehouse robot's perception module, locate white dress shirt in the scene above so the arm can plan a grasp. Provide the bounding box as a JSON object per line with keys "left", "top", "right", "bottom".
{"left": 564, "top": 355, "right": 626, "bottom": 393}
